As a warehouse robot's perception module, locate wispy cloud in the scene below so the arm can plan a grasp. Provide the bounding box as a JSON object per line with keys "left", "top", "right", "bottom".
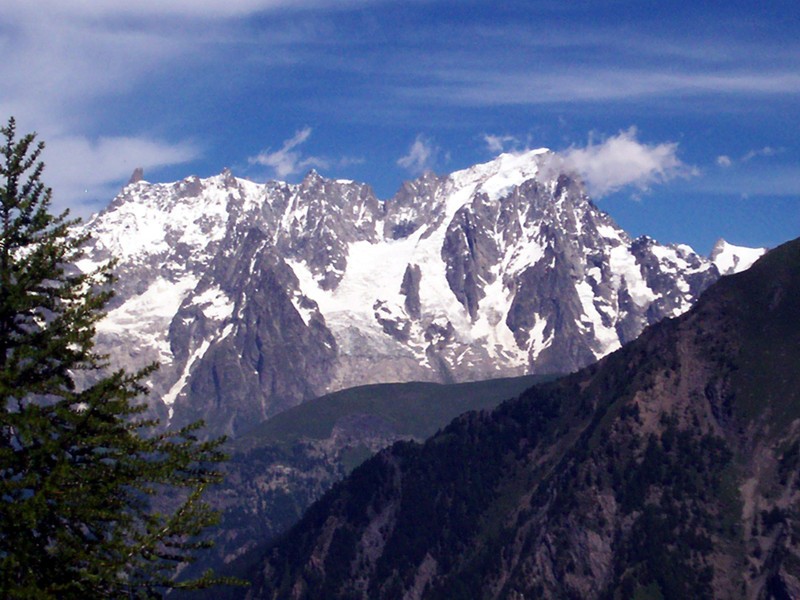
{"left": 0, "top": 4, "right": 203, "bottom": 214}
{"left": 742, "top": 146, "right": 780, "bottom": 162}
{"left": 43, "top": 135, "right": 199, "bottom": 217}
{"left": 248, "top": 127, "right": 362, "bottom": 180}
{"left": 249, "top": 127, "right": 328, "bottom": 179}
{"left": 385, "top": 22, "right": 800, "bottom": 108}
{"left": 397, "top": 134, "right": 438, "bottom": 174}
{"left": 559, "top": 128, "right": 688, "bottom": 197}
{"left": 405, "top": 69, "right": 800, "bottom": 107}
{"left": 3, "top": 0, "right": 388, "bottom": 19}
{"left": 716, "top": 146, "right": 783, "bottom": 169}
{"left": 0, "top": 0, "right": 381, "bottom": 210}
{"left": 2, "top": 0, "right": 796, "bottom": 224}
{"left": 483, "top": 134, "right": 519, "bottom": 154}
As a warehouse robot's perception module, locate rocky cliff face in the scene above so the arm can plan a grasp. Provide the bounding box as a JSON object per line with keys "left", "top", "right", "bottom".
{"left": 248, "top": 237, "right": 800, "bottom": 600}
{"left": 77, "top": 150, "right": 759, "bottom": 436}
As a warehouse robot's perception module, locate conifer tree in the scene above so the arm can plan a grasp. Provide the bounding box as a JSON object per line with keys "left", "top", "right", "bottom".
{"left": 0, "top": 117, "right": 230, "bottom": 599}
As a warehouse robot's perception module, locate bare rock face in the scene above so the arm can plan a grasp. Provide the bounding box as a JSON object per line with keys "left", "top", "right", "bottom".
{"left": 128, "top": 167, "right": 144, "bottom": 185}
{"left": 383, "top": 170, "right": 444, "bottom": 240}
{"left": 77, "top": 149, "right": 743, "bottom": 437}
{"left": 168, "top": 227, "right": 338, "bottom": 436}
{"left": 442, "top": 200, "right": 500, "bottom": 320}
{"left": 400, "top": 264, "right": 422, "bottom": 319}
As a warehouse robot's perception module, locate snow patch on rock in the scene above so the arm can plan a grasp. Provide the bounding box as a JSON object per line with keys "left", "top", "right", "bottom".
{"left": 710, "top": 239, "right": 766, "bottom": 275}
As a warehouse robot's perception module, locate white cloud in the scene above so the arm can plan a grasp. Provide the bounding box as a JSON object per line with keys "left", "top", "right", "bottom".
{"left": 560, "top": 128, "right": 687, "bottom": 197}
{"left": 405, "top": 63, "right": 800, "bottom": 108}
{"left": 249, "top": 127, "right": 329, "bottom": 179}
{"left": 0, "top": 2, "right": 202, "bottom": 219}
{"left": 716, "top": 155, "right": 733, "bottom": 168}
{"left": 483, "top": 134, "right": 519, "bottom": 154}
{"left": 1, "top": 0, "right": 381, "bottom": 214}
{"left": 395, "top": 24, "right": 800, "bottom": 108}
{"left": 3, "top": 0, "right": 384, "bottom": 20}
{"left": 714, "top": 147, "right": 782, "bottom": 169}
{"left": 742, "top": 146, "right": 779, "bottom": 162}
{"left": 397, "top": 134, "right": 437, "bottom": 173}
{"left": 42, "top": 135, "right": 200, "bottom": 218}
{"left": 1, "top": 13, "right": 190, "bottom": 116}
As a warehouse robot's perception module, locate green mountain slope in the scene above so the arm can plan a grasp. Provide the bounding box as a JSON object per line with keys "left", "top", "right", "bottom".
{"left": 180, "top": 373, "right": 553, "bottom": 594}
{"left": 248, "top": 237, "right": 800, "bottom": 600}
{"left": 232, "top": 374, "right": 550, "bottom": 454}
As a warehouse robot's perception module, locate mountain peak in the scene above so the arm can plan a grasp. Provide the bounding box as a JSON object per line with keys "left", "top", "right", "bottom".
{"left": 710, "top": 238, "right": 766, "bottom": 275}
{"left": 302, "top": 169, "right": 323, "bottom": 182}
{"left": 473, "top": 147, "right": 552, "bottom": 174}
{"left": 127, "top": 167, "right": 144, "bottom": 185}
{"left": 449, "top": 147, "right": 558, "bottom": 202}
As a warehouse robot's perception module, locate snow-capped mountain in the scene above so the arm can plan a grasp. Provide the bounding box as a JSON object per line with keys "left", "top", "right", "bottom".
{"left": 77, "top": 149, "right": 752, "bottom": 436}
{"left": 710, "top": 238, "right": 766, "bottom": 275}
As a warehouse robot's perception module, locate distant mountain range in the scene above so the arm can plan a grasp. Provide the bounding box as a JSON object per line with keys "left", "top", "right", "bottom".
{"left": 246, "top": 236, "right": 800, "bottom": 600}
{"left": 77, "top": 149, "right": 763, "bottom": 437}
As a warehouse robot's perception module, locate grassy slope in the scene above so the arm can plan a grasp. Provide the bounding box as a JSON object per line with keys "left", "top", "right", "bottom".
{"left": 230, "top": 373, "right": 554, "bottom": 452}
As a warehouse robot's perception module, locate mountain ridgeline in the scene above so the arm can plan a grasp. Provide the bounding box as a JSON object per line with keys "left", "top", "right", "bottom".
{"left": 78, "top": 150, "right": 759, "bottom": 437}
{"left": 247, "top": 237, "right": 800, "bottom": 600}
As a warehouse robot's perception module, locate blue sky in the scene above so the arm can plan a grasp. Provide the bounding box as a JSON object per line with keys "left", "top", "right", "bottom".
{"left": 2, "top": 0, "right": 798, "bottom": 254}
